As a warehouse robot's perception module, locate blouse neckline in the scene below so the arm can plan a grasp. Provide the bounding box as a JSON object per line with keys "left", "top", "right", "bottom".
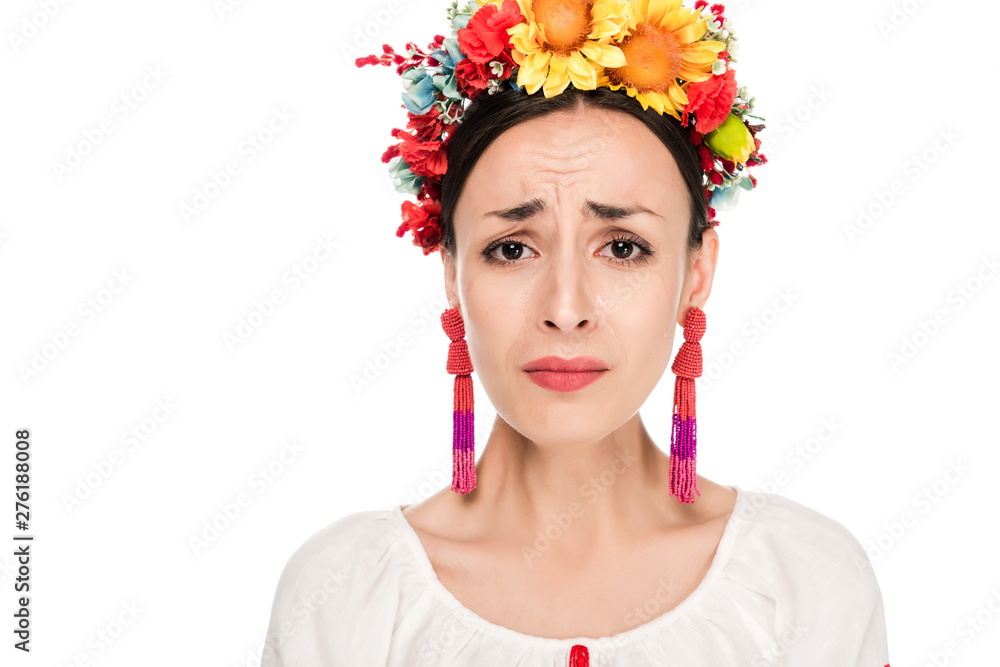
{"left": 390, "top": 484, "right": 746, "bottom": 651}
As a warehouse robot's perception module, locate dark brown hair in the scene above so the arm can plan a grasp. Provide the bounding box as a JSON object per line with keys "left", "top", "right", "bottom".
{"left": 438, "top": 85, "right": 709, "bottom": 261}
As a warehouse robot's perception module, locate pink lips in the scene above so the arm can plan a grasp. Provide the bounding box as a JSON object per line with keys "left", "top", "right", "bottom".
{"left": 523, "top": 356, "right": 608, "bottom": 393}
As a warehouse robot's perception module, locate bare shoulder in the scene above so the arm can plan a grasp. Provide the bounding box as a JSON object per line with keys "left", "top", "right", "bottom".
{"left": 692, "top": 474, "right": 738, "bottom": 524}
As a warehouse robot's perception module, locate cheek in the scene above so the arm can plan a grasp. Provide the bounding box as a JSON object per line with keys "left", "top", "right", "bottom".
{"left": 605, "top": 270, "right": 679, "bottom": 374}
{"left": 462, "top": 279, "right": 521, "bottom": 376}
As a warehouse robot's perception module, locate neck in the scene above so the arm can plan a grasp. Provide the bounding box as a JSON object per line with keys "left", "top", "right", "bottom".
{"left": 462, "top": 413, "right": 694, "bottom": 554}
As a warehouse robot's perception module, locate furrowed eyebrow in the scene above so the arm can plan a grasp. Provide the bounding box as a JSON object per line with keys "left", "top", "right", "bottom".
{"left": 482, "top": 198, "right": 661, "bottom": 221}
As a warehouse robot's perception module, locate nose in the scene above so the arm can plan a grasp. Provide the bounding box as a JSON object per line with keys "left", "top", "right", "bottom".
{"left": 536, "top": 245, "right": 599, "bottom": 338}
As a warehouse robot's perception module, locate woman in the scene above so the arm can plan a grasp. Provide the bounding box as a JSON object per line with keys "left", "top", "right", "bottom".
{"left": 261, "top": 1, "right": 890, "bottom": 665}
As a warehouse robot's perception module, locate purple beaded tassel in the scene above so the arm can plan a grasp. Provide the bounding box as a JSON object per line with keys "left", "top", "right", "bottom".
{"left": 669, "top": 307, "right": 706, "bottom": 504}
{"left": 441, "top": 308, "right": 476, "bottom": 494}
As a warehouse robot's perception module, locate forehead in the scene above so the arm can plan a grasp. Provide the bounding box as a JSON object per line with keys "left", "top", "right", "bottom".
{"left": 454, "top": 106, "right": 688, "bottom": 223}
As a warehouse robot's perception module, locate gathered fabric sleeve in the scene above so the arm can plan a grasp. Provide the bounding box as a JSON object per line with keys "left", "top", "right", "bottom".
{"left": 746, "top": 495, "right": 891, "bottom": 667}
{"left": 260, "top": 510, "right": 398, "bottom": 667}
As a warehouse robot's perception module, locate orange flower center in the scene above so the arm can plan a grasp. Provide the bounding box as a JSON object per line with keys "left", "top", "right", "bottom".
{"left": 606, "top": 24, "right": 682, "bottom": 92}
{"left": 532, "top": 0, "right": 593, "bottom": 54}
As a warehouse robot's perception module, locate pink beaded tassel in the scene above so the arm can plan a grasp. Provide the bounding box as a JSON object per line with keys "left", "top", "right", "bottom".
{"left": 669, "top": 307, "right": 705, "bottom": 503}
{"left": 441, "top": 307, "right": 476, "bottom": 494}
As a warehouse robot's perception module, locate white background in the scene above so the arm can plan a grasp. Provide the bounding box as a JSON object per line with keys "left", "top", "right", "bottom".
{"left": 1, "top": 0, "right": 998, "bottom": 665}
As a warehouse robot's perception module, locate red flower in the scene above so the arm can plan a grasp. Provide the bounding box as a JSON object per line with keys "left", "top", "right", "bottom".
{"left": 406, "top": 106, "right": 446, "bottom": 142}
{"left": 454, "top": 57, "right": 515, "bottom": 99}
{"left": 397, "top": 198, "right": 443, "bottom": 255}
{"left": 398, "top": 134, "right": 447, "bottom": 179}
{"left": 683, "top": 69, "right": 738, "bottom": 134}
{"left": 457, "top": 0, "right": 523, "bottom": 64}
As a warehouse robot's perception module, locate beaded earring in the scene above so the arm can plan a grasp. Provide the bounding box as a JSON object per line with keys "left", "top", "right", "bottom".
{"left": 669, "top": 306, "right": 706, "bottom": 503}
{"left": 441, "top": 307, "right": 476, "bottom": 494}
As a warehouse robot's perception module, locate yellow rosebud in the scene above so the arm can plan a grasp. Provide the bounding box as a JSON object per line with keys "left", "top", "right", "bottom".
{"left": 704, "top": 113, "right": 755, "bottom": 164}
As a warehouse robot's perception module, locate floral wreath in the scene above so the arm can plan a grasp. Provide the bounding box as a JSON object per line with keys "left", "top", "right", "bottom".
{"left": 356, "top": 0, "right": 766, "bottom": 256}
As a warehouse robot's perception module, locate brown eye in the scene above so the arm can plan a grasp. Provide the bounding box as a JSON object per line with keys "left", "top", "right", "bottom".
{"left": 598, "top": 236, "right": 651, "bottom": 265}
{"left": 608, "top": 240, "right": 638, "bottom": 260}
{"left": 483, "top": 238, "right": 537, "bottom": 265}
{"left": 498, "top": 242, "right": 525, "bottom": 261}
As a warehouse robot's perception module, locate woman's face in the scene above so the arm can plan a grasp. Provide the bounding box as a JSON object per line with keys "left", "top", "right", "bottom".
{"left": 441, "top": 106, "right": 718, "bottom": 448}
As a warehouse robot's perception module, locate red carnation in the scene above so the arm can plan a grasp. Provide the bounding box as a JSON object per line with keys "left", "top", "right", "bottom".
{"left": 398, "top": 134, "right": 447, "bottom": 179}
{"left": 454, "top": 57, "right": 515, "bottom": 99}
{"left": 406, "top": 106, "right": 446, "bottom": 142}
{"left": 683, "top": 69, "right": 738, "bottom": 134}
{"left": 457, "top": 0, "right": 523, "bottom": 64}
{"left": 397, "top": 198, "right": 443, "bottom": 255}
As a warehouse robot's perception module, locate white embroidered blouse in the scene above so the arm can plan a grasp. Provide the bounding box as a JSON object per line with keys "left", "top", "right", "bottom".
{"left": 261, "top": 486, "right": 891, "bottom": 666}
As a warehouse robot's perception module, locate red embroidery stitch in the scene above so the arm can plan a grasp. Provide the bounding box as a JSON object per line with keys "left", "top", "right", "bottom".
{"left": 569, "top": 643, "right": 588, "bottom": 666}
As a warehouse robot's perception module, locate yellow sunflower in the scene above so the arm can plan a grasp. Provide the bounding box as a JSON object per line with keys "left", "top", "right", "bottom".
{"left": 598, "top": 0, "right": 726, "bottom": 118}
{"left": 484, "top": 0, "right": 633, "bottom": 97}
